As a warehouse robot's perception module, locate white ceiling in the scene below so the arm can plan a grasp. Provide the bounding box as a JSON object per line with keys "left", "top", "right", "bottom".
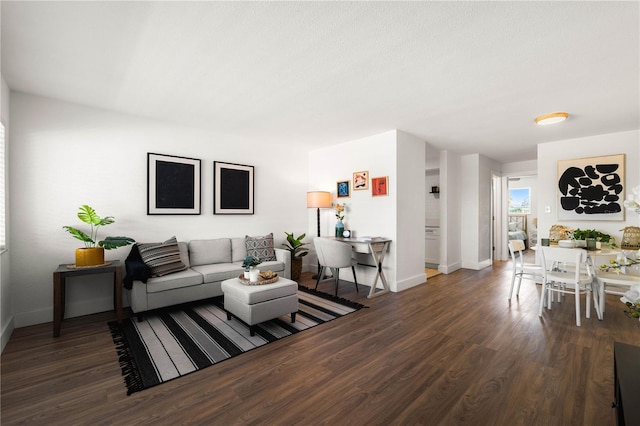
{"left": 2, "top": 1, "right": 639, "bottom": 164}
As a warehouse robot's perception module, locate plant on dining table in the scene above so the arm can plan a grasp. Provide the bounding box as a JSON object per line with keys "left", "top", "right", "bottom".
{"left": 573, "top": 228, "right": 617, "bottom": 247}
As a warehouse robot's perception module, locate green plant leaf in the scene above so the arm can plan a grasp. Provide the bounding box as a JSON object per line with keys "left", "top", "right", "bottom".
{"left": 77, "top": 205, "right": 101, "bottom": 225}
{"left": 62, "top": 226, "right": 94, "bottom": 243}
{"left": 282, "top": 232, "right": 309, "bottom": 258}
{"left": 98, "top": 216, "right": 115, "bottom": 226}
{"left": 99, "top": 236, "right": 135, "bottom": 250}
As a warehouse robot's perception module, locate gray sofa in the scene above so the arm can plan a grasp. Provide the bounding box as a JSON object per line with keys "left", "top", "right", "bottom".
{"left": 129, "top": 237, "right": 291, "bottom": 316}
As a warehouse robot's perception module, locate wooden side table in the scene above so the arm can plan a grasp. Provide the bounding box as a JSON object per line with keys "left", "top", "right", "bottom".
{"left": 53, "top": 260, "right": 123, "bottom": 337}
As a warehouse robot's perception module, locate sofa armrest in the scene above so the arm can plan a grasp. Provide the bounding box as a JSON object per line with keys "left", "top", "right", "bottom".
{"left": 274, "top": 248, "right": 291, "bottom": 279}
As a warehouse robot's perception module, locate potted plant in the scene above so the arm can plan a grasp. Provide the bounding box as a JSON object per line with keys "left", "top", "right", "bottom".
{"left": 281, "top": 232, "right": 309, "bottom": 281}
{"left": 242, "top": 256, "right": 262, "bottom": 281}
{"left": 63, "top": 205, "right": 135, "bottom": 267}
{"left": 573, "top": 228, "right": 617, "bottom": 248}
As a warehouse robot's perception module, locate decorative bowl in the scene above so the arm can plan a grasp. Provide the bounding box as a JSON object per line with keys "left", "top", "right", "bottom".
{"left": 558, "top": 240, "right": 576, "bottom": 248}
{"left": 259, "top": 270, "right": 277, "bottom": 280}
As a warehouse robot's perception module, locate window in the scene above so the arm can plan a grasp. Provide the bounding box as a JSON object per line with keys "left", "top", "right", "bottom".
{"left": 508, "top": 187, "right": 530, "bottom": 214}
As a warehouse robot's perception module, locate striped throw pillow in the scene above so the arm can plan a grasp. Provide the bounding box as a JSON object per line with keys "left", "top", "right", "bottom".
{"left": 137, "top": 236, "right": 187, "bottom": 277}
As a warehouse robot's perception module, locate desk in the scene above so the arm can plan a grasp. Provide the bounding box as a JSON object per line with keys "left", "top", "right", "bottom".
{"left": 53, "top": 260, "right": 123, "bottom": 337}
{"left": 330, "top": 237, "right": 392, "bottom": 298}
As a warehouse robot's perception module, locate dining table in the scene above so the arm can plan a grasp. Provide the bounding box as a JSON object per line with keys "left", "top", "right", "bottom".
{"left": 532, "top": 244, "right": 640, "bottom": 319}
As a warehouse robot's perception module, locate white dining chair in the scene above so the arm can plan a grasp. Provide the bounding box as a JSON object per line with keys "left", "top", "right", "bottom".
{"left": 538, "top": 246, "right": 600, "bottom": 326}
{"left": 313, "top": 237, "right": 359, "bottom": 296}
{"left": 507, "top": 239, "right": 544, "bottom": 300}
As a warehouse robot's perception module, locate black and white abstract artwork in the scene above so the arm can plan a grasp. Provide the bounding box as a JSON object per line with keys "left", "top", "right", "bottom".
{"left": 213, "top": 161, "right": 254, "bottom": 214}
{"left": 557, "top": 154, "right": 625, "bottom": 221}
{"left": 148, "top": 153, "right": 201, "bottom": 215}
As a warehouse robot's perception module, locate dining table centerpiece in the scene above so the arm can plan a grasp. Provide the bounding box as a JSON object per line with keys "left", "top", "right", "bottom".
{"left": 573, "top": 228, "right": 617, "bottom": 248}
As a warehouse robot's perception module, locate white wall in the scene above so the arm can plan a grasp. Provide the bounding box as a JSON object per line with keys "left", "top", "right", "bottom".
{"left": 10, "top": 92, "right": 309, "bottom": 327}
{"left": 459, "top": 153, "right": 499, "bottom": 270}
{"left": 425, "top": 142, "right": 440, "bottom": 170}
{"left": 502, "top": 159, "right": 537, "bottom": 177}
{"left": 396, "top": 131, "right": 426, "bottom": 290}
{"left": 1, "top": 72, "right": 12, "bottom": 351}
{"left": 438, "top": 150, "right": 462, "bottom": 274}
{"left": 537, "top": 130, "right": 640, "bottom": 243}
{"left": 308, "top": 130, "right": 426, "bottom": 293}
{"left": 460, "top": 154, "right": 480, "bottom": 268}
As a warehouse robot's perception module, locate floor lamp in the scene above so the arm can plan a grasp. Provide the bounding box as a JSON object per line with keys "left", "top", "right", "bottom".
{"left": 307, "top": 191, "right": 333, "bottom": 279}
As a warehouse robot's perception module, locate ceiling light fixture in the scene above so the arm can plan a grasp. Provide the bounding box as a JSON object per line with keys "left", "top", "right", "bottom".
{"left": 535, "top": 112, "right": 569, "bottom": 125}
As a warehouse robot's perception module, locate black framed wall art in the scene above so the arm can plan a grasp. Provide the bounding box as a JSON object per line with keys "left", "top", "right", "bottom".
{"left": 557, "top": 153, "right": 625, "bottom": 221}
{"left": 214, "top": 161, "right": 254, "bottom": 214}
{"left": 147, "top": 153, "right": 201, "bottom": 215}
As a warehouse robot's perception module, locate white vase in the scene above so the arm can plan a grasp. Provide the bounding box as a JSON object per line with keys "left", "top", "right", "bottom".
{"left": 249, "top": 267, "right": 260, "bottom": 282}
{"left": 243, "top": 270, "right": 250, "bottom": 279}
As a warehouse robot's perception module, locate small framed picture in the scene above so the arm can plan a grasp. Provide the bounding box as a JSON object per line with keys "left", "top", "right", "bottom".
{"left": 353, "top": 170, "right": 369, "bottom": 190}
{"left": 337, "top": 180, "right": 350, "bottom": 198}
{"left": 371, "top": 176, "right": 388, "bottom": 196}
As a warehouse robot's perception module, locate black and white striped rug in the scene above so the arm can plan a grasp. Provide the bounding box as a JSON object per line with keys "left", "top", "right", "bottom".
{"left": 109, "top": 286, "right": 365, "bottom": 395}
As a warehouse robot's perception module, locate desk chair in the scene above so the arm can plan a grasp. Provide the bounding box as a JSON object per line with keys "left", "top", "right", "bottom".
{"left": 313, "top": 237, "right": 359, "bottom": 296}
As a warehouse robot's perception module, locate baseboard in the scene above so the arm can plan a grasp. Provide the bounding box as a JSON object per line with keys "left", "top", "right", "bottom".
{"left": 14, "top": 307, "right": 52, "bottom": 328}
{"left": 1, "top": 314, "right": 15, "bottom": 353}
{"left": 395, "top": 273, "right": 427, "bottom": 292}
{"left": 438, "top": 261, "right": 461, "bottom": 274}
{"left": 14, "top": 296, "right": 115, "bottom": 328}
{"left": 461, "top": 259, "right": 492, "bottom": 270}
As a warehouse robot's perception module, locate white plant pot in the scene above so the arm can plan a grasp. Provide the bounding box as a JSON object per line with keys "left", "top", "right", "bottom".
{"left": 243, "top": 270, "right": 250, "bottom": 279}
{"left": 249, "top": 268, "right": 260, "bottom": 282}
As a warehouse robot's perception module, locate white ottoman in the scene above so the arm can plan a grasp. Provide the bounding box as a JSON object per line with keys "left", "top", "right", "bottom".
{"left": 221, "top": 277, "right": 298, "bottom": 336}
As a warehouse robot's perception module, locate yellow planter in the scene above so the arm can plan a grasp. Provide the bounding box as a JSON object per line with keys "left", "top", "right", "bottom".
{"left": 75, "top": 247, "right": 105, "bottom": 267}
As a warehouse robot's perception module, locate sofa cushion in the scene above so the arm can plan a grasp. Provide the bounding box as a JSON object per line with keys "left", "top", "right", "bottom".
{"left": 231, "top": 237, "right": 247, "bottom": 263}
{"left": 145, "top": 268, "right": 204, "bottom": 293}
{"left": 191, "top": 263, "right": 244, "bottom": 283}
{"left": 255, "top": 260, "right": 285, "bottom": 274}
{"left": 189, "top": 238, "right": 231, "bottom": 266}
{"left": 245, "top": 233, "right": 277, "bottom": 261}
{"left": 137, "top": 237, "right": 187, "bottom": 277}
{"left": 177, "top": 242, "right": 190, "bottom": 268}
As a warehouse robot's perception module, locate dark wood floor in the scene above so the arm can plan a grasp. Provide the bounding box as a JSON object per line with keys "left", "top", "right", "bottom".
{"left": 2, "top": 254, "right": 639, "bottom": 425}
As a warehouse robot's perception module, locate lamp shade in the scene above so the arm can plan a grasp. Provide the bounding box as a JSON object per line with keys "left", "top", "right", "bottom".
{"left": 307, "top": 191, "right": 332, "bottom": 208}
